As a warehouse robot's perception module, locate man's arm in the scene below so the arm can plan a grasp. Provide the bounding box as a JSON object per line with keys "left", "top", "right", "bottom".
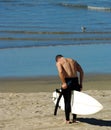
{"left": 75, "top": 61, "right": 84, "bottom": 90}
{"left": 56, "top": 62, "right": 67, "bottom": 89}
{"left": 56, "top": 62, "right": 65, "bottom": 83}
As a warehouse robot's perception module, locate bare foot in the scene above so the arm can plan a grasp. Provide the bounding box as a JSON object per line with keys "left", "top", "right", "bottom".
{"left": 72, "top": 120, "right": 79, "bottom": 123}
{"left": 66, "top": 120, "right": 72, "bottom": 124}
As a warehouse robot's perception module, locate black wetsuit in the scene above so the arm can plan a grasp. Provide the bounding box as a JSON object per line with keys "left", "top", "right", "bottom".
{"left": 62, "top": 77, "right": 80, "bottom": 121}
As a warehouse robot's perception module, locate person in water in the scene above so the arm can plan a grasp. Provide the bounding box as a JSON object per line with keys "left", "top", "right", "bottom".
{"left": 55, "top": 54, "right": 84, "bottom": 124}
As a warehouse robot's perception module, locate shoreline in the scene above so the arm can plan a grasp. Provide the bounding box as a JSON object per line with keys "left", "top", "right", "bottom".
{"left": 0, "top": 73, "right": 111, "bottom": 92}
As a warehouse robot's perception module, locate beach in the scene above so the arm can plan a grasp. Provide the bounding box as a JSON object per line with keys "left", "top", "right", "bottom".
{"left": 0, "top": 0, "right": 111, "bottom": 129}
{"left": 0, "top": 74, "right": 111, "bottom": 130}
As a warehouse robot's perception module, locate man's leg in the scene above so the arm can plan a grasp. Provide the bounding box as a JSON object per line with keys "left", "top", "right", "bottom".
{"left": 63, "top": 89, "right": 71, "bottom": 122}
{"left": 72, "top": 114, "right": 77, "bottom": 122}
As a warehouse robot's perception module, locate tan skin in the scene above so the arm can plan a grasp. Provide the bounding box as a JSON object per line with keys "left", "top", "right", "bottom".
{"left": 56, "top": 57, "right": 84, "bottom": 90}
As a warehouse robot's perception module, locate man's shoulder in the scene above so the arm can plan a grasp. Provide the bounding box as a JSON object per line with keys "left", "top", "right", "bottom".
{"left": 67, "top": 58, "right": 76, "bottom": 62}
{"left": 56, "top": 62, "right": 62, "bottom": 67}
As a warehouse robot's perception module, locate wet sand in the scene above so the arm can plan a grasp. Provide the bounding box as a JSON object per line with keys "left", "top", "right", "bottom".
{"left": 0, "top": 74, "right": 111, "bottom": 130}
{"left": 0, "top": 73, "right": 111, "bottom": 92}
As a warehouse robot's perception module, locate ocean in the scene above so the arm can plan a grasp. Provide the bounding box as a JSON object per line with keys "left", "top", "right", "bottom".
{"left": 0, "top": 0, "right": 111, "bottom": 78}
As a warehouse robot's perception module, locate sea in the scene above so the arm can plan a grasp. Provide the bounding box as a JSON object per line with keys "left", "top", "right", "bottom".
{"left": 0, "top": 0, "right": 111, "bottom": 78}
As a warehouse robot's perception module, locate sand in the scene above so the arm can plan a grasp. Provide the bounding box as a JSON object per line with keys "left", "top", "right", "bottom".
{"left": 0, "top": 74, "right": 111, "bottom": 130}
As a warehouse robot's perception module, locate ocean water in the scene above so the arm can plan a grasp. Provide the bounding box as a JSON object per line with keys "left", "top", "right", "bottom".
{"left": 0, "top": 0, "right": 111, "bottom": 77}
{"left": 0, "top": 44, "right": 111, "bottom": 78}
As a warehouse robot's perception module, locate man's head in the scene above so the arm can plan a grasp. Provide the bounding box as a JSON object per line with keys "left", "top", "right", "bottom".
{"left": 55, "top": 54, "right": 63, "bottom": 62}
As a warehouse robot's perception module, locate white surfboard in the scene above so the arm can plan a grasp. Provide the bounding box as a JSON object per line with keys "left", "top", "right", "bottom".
{"left": 53, "top": 90, "right": 103, "bottom": 115}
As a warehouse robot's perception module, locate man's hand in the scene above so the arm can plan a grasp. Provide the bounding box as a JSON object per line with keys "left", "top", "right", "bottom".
{"left": 79, "top": 84, "right": 83, "bottom": 91}
{"left": 62, "top": 83, "right": 67, "bottom": 89}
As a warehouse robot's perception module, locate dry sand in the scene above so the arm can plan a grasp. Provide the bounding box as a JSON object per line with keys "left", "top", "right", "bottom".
{"left": 0, "top": 74, "right": 111, "bottom": 130}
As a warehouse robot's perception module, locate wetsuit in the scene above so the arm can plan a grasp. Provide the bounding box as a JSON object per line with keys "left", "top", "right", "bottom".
{"left": 62, "top": 77, "right": 80, "bottom": 121}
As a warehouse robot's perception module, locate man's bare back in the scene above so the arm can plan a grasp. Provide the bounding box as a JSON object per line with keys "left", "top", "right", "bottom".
{"left": 57, "top": 57, "right": 77, "bottom": 78}
{"left": 56, "top": 55, "right": 84, "bottom": 90}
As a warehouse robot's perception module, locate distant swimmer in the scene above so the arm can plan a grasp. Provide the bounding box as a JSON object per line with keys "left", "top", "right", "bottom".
{"left": 81, "top": 26, "right": 86, "bottom": 32}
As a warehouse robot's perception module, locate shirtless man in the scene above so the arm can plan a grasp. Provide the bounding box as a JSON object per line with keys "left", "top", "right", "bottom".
{"left": 55, "top": 54, "right": 84, "bottom": 124}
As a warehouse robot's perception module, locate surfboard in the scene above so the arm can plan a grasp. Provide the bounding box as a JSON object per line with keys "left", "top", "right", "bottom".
{"left": 52, "top": 90, "right": 103, "bottom": 115}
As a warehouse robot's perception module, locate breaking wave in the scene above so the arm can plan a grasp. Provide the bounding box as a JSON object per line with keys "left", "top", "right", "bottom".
{"left": 0, "top": 31, "right": 111, "bottom": 49}
{"left": 59, "top": 3, "right": 111, "bottom": 12}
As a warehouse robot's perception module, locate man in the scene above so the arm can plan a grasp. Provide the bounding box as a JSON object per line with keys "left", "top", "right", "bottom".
{"left": 55, "top": 54, "right": 84, "bottom": 124}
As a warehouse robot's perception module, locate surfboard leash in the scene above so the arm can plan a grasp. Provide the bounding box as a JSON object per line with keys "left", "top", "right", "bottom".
{"left": 54, "top": 89, "right": 63, "bottom": 116}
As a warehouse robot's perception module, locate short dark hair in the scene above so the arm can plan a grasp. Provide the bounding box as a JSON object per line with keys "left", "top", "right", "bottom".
{"left": 55, "top": 54, "right": 63, "bottom": 62}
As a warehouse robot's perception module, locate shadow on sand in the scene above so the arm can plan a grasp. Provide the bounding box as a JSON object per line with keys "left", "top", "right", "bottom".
{"left": 78, "top": 118, "right": 111, "bottom": 127}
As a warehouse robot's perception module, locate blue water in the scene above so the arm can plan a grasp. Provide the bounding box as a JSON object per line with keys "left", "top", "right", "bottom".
{"left": 0, "top": 0, "right": 111, "bottom": 77}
